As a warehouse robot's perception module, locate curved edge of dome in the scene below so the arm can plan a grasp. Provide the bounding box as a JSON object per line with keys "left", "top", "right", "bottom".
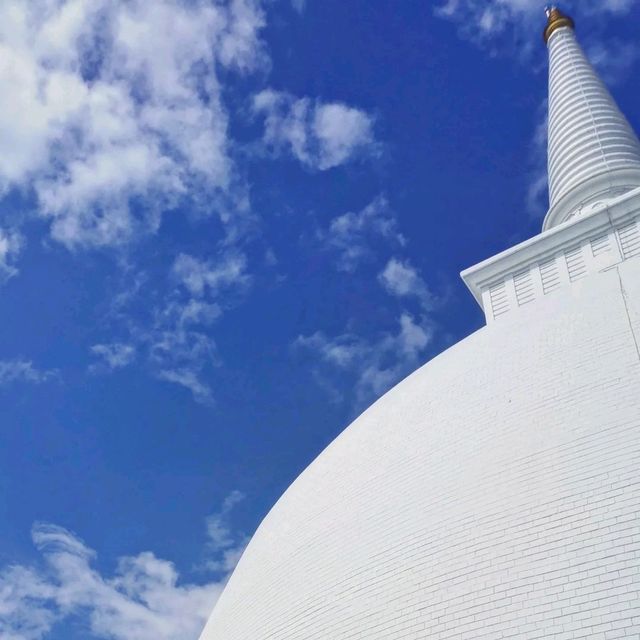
{"left": 251, "top": 321, "right": 487, "bottom": 529}
{"left": 198, "top": 322, "right": 489, "bottom": 638}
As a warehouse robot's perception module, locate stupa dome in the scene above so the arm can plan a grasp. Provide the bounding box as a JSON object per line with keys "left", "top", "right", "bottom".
{"left": 199, "top": 8, "right": 640, "bottom": 639}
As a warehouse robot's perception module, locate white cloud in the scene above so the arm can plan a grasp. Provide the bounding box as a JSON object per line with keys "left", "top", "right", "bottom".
{"left": 147, "top": 252, "right": 250, "bottom": 403}
{"left": 300, "top": 200, "right": 440, "bottom": 407}
{"left": 204, "top": 491, "right": 249, "bottom": 573}
{"left": 0, "top": 360, "right": 56, "bottom": 386}
{"left": 320, "top": 196, "right": 405, "bottom": 272}
{"left": 90, "top": 343, "right": 136, "bottom": 371}
{"left": 0, "top": 494, "right": 247, "bottom": 640}
{"left": 297, "top": 249, "right": 439, "bottom": 406}
{"left": 0, "top": 565, "right": 56, "bottom": 640}
{"left": 172, "top": 253, "right": 250, "bottom": 298}
{"left": 435, "top": 1, "right": 640, "bottom": 51}
{"left": 0, "top": 0, "right": 266, "bottom": 249}
{"left": 96, "top": 253, "right": 249, "bottom": 405}
{"left": 0, "top": 229, "right": 23, "bottom": 283}
{"left": 253, "top": 90, "right": 377, "bottom": 170}
{"left": 148, "top": 308, "right": 219, "bottom": 402}
{"left": 157, "top": 368, "right": 216, "bottom": 406}
{"left": 206, "top": 491, "right": 245, "bottom": 550}
{"left": 378, "top": 258, "right": 435, "bottom": 310}
{"left": 295, "top": 332, "right": 363, "bottom": 370}
{"left": 88, "top": 250, "right": 250, "bottom": 404}
{"left": 296, "top": 312, "right": 433, "bottom": 407}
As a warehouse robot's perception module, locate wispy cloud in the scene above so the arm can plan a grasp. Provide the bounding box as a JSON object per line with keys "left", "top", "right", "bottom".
{"left": 300, "top": 202, "right": 439, "bottom": 407}
{"left": 204, "top": 491, "right": 248, "bottom": 573}
{"left": 0, "top": 0, "right": 266, "bottom": 250}
{"left": 93, "top": 252, "right": 250, "bottom": 405}
{"left": 156, "top": 368, "right": 216, "bottom": 406}
{"left": 435, "top": 1, "right": 640, "bottom": 53}
{"left": 318, "top": 196, "right": 405, "bottom": 272}
{"left": 0, "top": 360, "right": 56, "bottom": 386}
{"left": 0, "top": 230, "right": 23, "bottom": 284}
{"left": 296, "top": 312, "right": 433, "bottom": 408}
{"left": 147, "top": 293, "right": 219, "bottom": 405}
{"left": 253, "top": 90, "right": 378, "bottom": 170}
{"left": 90, "top": 343, "right": 137, "bottom": 372}
{"left": 148, "top": 252, "right": 251, "bottom": 404}
{"left": 378, "top": 258, "right": 435, "bottom": 311}
{"left": 0, "top": 493, "right": 246, "bottom": 640}
{"left": 172, "top": 253, "right": 251, "bottom": 299}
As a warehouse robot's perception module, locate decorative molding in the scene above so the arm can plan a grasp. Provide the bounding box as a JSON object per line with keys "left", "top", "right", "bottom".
{"left": 462, "top": 187, "right": 640, "bottom": 324}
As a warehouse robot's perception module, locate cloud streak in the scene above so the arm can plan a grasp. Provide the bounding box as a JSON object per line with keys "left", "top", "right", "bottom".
{"left": 0, "top": 360, "right": 57, "bottom": 386}
{"left": 0, "top": 230, "right": 23, "bottom": 284}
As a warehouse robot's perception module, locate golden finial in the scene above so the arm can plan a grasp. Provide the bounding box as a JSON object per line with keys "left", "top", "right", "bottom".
{"left": 543, "top": 6, "right": 575, "bottom": 44}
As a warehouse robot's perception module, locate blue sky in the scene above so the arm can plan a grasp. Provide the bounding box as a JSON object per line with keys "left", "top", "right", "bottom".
{"left": 1, "top": 1, "right": 639, "bottom": 638}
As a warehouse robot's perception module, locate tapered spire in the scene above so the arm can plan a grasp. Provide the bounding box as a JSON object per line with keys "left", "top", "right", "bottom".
{"left": 543, "top": 7, "right": 640, "bottom": 230}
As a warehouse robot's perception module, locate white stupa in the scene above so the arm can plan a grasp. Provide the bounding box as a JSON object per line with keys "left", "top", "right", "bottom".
{"left": 200, "top": 8, "right": 640, "bottom": 639}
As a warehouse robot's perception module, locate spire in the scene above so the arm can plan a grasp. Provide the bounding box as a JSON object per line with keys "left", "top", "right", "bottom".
{"left": 543, "top": 7, "right": 640, "bottom": 230}
{"left": 543, "top": 6, "right": 574, "bottom": 44}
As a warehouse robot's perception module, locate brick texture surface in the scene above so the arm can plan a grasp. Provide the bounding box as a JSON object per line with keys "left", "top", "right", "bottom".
{"left": 200, "top": 259, "right": 640, "bottom": 640}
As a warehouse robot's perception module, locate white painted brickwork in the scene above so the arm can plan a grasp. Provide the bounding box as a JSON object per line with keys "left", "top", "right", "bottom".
{"left": 482, "top": 214, "right": 639, "bottom": 323}
{"left": 200, "top": 255, "right": 640, "bottom": 640}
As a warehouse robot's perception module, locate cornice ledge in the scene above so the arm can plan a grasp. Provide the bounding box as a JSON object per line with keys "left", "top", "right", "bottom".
{"left": 461, "top": 186, "right": 640, "bottom": 309}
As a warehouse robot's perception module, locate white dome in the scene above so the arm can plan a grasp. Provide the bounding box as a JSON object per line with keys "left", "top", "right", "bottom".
{"left": 200, "top": 250, "right": 640, "bottom": 640}
{"left": 199, "top": 9, "right": 640, "bottom": 639}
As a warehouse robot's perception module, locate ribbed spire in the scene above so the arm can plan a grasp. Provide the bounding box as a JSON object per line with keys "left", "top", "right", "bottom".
{"left": 543, "top": 7, "right": 640, "bottom": 230}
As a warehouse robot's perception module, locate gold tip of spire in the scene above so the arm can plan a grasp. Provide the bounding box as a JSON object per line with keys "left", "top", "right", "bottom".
{"left": 543, "top": 6, "right": 575, "bottom": 44}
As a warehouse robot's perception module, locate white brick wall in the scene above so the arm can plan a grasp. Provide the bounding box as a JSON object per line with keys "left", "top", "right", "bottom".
{"left": 200, "top": 256, "right": 640, "bottom": 640}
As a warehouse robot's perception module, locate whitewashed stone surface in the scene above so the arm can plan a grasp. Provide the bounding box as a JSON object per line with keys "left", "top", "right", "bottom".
{"left": 199, "top": 255, "right": 640, "bottom": 640}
